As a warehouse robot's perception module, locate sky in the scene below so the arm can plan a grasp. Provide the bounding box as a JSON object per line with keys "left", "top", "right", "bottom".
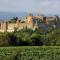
{"left": 0, "top": 0, "right": 60, "bottom": 15}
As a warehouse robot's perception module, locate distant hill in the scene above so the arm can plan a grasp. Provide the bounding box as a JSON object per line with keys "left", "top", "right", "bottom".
{"left": 0, "top": 12, "right": 59, "bottom": 20}
{"left": 0, "top": 12, "right": 29, "bottom": 20}
{"left": 0, "top": 12, "right": 39, "bottom": 20}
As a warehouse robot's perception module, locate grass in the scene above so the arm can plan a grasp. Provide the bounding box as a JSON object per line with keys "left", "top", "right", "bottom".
{"left": 0, "top": 46, "right": 60, "bottom": 60}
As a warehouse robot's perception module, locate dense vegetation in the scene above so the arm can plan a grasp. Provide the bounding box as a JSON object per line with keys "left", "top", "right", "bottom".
{"left": 0, "top": 28, "right": 60, "bottom": 46}
{"left": 0, "top": 46, "right": 60, "bottom": 60}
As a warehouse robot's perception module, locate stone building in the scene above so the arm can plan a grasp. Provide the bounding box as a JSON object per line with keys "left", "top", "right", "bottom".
{"left": 0, "top": 14, "right": 59, "bottom": 32}
{"left": 0, "top": 14, "right": 44, "bottom": 32}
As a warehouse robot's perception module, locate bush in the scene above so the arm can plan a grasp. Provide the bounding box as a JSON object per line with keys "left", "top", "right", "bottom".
{"left": 0, "top": 46, "right": 60, "bottom": 60}
{"left": 0, "top": 28, "right": 60, "bottom": 46}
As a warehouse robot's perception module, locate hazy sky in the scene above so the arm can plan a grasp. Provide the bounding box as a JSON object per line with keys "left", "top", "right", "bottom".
{"left": 0, "top": 0, "right": 60, "bottom": 14}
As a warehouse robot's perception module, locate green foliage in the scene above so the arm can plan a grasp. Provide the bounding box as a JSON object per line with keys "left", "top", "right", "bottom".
{"left": 11, "top": 17, "right": 18, "bottom": 21}
{"left": 0, "top": 32, "right": 10, "bottom": 46}
{"left": 0, "top": 46, "right": 60, "bottom": 60}
{"left": 9, "top": 17, "right": 18, "bottom": 23}
{"left": 0, "top": 28, "right": 60, "bottom": 46}
{"left": 31, "top": 33, "right": 43, "bottom": 45}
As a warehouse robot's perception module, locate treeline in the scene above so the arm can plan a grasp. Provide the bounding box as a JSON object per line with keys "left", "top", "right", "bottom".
{"left": 0, "top": 28, "right": 60, "bottom": 46}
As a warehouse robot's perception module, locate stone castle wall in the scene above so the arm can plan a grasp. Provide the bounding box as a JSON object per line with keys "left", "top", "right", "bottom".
{"left": 0, "top": 15, "right": 40, "bottom": 32}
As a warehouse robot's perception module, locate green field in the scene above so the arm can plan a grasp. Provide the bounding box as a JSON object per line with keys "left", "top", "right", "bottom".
{"left": 0, "top": 46, "right": 60, "bottom": 60}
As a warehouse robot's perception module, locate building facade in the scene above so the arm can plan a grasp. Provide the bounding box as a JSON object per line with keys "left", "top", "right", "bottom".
{"left": 0, "top": 14, "right": 59, "bottom": 32}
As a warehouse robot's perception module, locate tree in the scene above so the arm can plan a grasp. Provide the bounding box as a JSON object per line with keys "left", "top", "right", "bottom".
{"left": 0, "top": 32, "right": 10, "bottom": 46}
{"left": 31, "top": 33, "right": 43, "bottom": 46}
{"left": 11, "top": 17, "right": 18, "bottom": 23}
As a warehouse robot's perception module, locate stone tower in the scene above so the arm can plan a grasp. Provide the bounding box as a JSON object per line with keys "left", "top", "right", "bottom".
{"left": 27, "top": 13, "right": 34, "bottom": 28}
{"left": 3, "top": 21, "right": 8, "bottom": 32}
{"left": 34, "top": 21, "right": 38, "bottom": 30}
{"left": 37, "top": 14, "right": 44, "bottom": 21}
{"left": 16, "top": 20, "right": 20, "bottom": 28}
{"left": 1, "top": 22, "right": 3, "bottom": 30}
{"left": 40, "top": 15, "right": 44, "bottom": 21}
{"left": 43, "top": 17, "right": 49, "bottom": 24}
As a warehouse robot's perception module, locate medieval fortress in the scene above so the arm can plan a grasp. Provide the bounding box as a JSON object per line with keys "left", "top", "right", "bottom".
{"left": 0, "top": 13, "right": 60, "bottom": 32}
